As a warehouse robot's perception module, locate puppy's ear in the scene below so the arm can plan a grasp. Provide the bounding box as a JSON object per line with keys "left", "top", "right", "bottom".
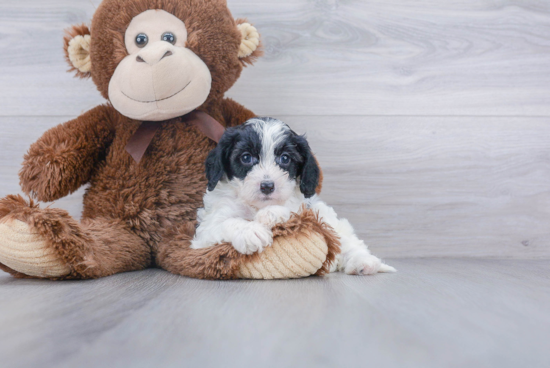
{"left": 205, "top": 147, "right": 224, "bottom": 192}
{"left": 205, "top": 128, "right": 238, "bottom": 191}
{"left": 295, "top": 135, "right": 320, "bottom": 198}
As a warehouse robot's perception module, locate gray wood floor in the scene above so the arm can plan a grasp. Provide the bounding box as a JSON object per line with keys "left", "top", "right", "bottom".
{"left": 0, "top": 1, "right": 549, "bottom": 367}
{"left": 1, "top": 259, "right": 549, "bottom": 368}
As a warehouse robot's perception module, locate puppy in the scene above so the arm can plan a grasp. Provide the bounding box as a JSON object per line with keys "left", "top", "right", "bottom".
{"left": 192, "top": 117, "right": 395, "bottom": 275}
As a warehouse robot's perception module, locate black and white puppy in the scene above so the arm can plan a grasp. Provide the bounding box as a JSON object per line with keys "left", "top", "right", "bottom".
{"left": 191, "top": 117, "right": 395, "bottom": 275}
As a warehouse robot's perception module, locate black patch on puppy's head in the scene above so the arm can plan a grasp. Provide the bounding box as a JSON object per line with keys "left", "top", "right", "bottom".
{"left": 268, "top": 123, "right": 319, "bottom": 198}
{"left": 205, "top": 124, "right": 261, "bottom": 191}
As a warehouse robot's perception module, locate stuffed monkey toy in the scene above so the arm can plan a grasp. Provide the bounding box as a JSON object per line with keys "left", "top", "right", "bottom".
{"left": 0, "top": 0, "right": 339, "bottom": 280}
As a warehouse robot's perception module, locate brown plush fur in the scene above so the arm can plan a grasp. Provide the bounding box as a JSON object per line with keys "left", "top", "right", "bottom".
{"left": 1, "top": 0, "right": 330, "bottom": 280}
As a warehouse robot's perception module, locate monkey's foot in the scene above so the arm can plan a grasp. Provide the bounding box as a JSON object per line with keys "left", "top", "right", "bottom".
{"left": 0, "top": 195, "right": 73, "bottom": 279}
{"left": 0, "top": 219, "right": 70, "bottom": 278}
{"left": 237, "top": 209, "right": 342, "bottom": 279}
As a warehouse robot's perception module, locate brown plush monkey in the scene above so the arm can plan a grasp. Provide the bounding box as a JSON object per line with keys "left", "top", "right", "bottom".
{"left": 0, "top": 0, "right": 339, "bottom": 280}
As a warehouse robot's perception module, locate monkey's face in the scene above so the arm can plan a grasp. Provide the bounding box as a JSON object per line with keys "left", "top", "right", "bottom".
{"left": 108, "top": 10, "right": 212, "bottom": 121}
{"left": 63, "top": 0, "right": 262, "bottom": 122}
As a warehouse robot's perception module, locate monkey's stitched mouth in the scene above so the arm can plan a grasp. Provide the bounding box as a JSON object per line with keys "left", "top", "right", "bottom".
{"left": 121, "top": 80, "right": 192, "bottom": 103}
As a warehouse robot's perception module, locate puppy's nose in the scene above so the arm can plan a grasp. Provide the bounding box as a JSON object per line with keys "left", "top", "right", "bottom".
{"left": 260, "top": 181, "right": 275, "bottom": 195}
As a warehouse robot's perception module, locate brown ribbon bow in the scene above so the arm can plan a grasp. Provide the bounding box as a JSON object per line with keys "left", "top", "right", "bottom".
{"left": 125, "top": 110, "right": 226, "bottom": 163}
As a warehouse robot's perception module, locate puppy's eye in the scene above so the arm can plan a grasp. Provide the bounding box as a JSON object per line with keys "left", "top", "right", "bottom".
{"left": 280, "top": 154, "right": 291, "bottom": 165}
{"left": 135, "top": 33, "right": 149, "bottom": 48}
{"left": 241, "top": 153, "right": 253, "bottom": 164}
{"left": 161, "top": 32, "right": 176, "bottom": 44}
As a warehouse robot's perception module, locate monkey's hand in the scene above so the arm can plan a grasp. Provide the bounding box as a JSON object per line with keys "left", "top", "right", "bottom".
{"left": 20, "top": 105, "right": 115, "bottom": 202}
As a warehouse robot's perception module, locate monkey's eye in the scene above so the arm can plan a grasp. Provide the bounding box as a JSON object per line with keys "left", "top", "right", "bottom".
{"left": 241, "top": 153, "right": 253, "bottom": 165}
{"left": 279, "top": 154, "right": 291, "bottom": 165}
{"left": 161, "top": 32, "right": 176, "bottom": 44}
{"left": 135, "top": 33, "right": 149, "bottom": 48}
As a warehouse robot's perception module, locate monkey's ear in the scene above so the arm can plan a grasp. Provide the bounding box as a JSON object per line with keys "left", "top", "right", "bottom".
{"left": 236, "top": 19, "right": 263, "bottom": 66}
{"left": 63, "top": 24, "right": 92, "bottom": 78}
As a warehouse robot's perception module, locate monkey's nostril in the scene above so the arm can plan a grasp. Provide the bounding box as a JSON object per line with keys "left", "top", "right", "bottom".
{"left": 161, "top": 50, "right": 173, "bottom": 60}
{"left": 136, "top": 55, "right": 145, "bottom": 63}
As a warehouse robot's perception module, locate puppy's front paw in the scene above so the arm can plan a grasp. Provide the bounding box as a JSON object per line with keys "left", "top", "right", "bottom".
{"left": 344, "top": 253, "right": 383, "bottom": 275}
{"left": 231, "top": 222, "right": 273, "bottom": 255}
{"left": 255, "top": 206, "right": 292, "bottom": 229}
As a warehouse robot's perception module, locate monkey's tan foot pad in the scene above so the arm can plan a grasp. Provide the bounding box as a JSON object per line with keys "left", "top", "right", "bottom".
{"left": 0, "top": 220, "right": 70, "bottom": 278}
{"left": 236, "top": 230, "right": 329, "bottom": 279}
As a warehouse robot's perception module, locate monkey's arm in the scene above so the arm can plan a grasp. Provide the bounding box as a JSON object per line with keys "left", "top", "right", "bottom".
{"left": 220, "top": 98, "right": 256, "bottom": 128}
{"left": 19, "top": 104, "right": 116, "bottom": 202}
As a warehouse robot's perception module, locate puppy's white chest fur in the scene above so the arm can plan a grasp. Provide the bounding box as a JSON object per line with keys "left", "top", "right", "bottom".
{"left": 193, "top": 183, "right": 304, "bottom": 254}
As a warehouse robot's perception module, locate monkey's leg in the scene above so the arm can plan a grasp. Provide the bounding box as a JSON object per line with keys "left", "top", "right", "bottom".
{"left": 156, "top": 221, "right": 244, "bottom": 280}
{"left": 0, "top": 195, "right": 151, "bottom": 280}
{"left": 156, "top": 209, "right": 341, "bottom": 280}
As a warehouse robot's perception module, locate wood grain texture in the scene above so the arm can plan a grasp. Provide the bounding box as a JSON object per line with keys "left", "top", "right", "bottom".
{"left": 285, "top": 116, "right": 550, "bottom": 259}
{"left": 0, "top": 0, "right": 549, "bottom": 116}
{"left": 0, "top": 259, "right": 548, "bottom": 368}
{"left": 1, "top": 116, "right": 548, "bottom": 258}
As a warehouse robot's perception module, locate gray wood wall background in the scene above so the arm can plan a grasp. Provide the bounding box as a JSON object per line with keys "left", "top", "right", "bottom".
{"left": 0, "top": 0, "right": 548, "bottom": 259}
